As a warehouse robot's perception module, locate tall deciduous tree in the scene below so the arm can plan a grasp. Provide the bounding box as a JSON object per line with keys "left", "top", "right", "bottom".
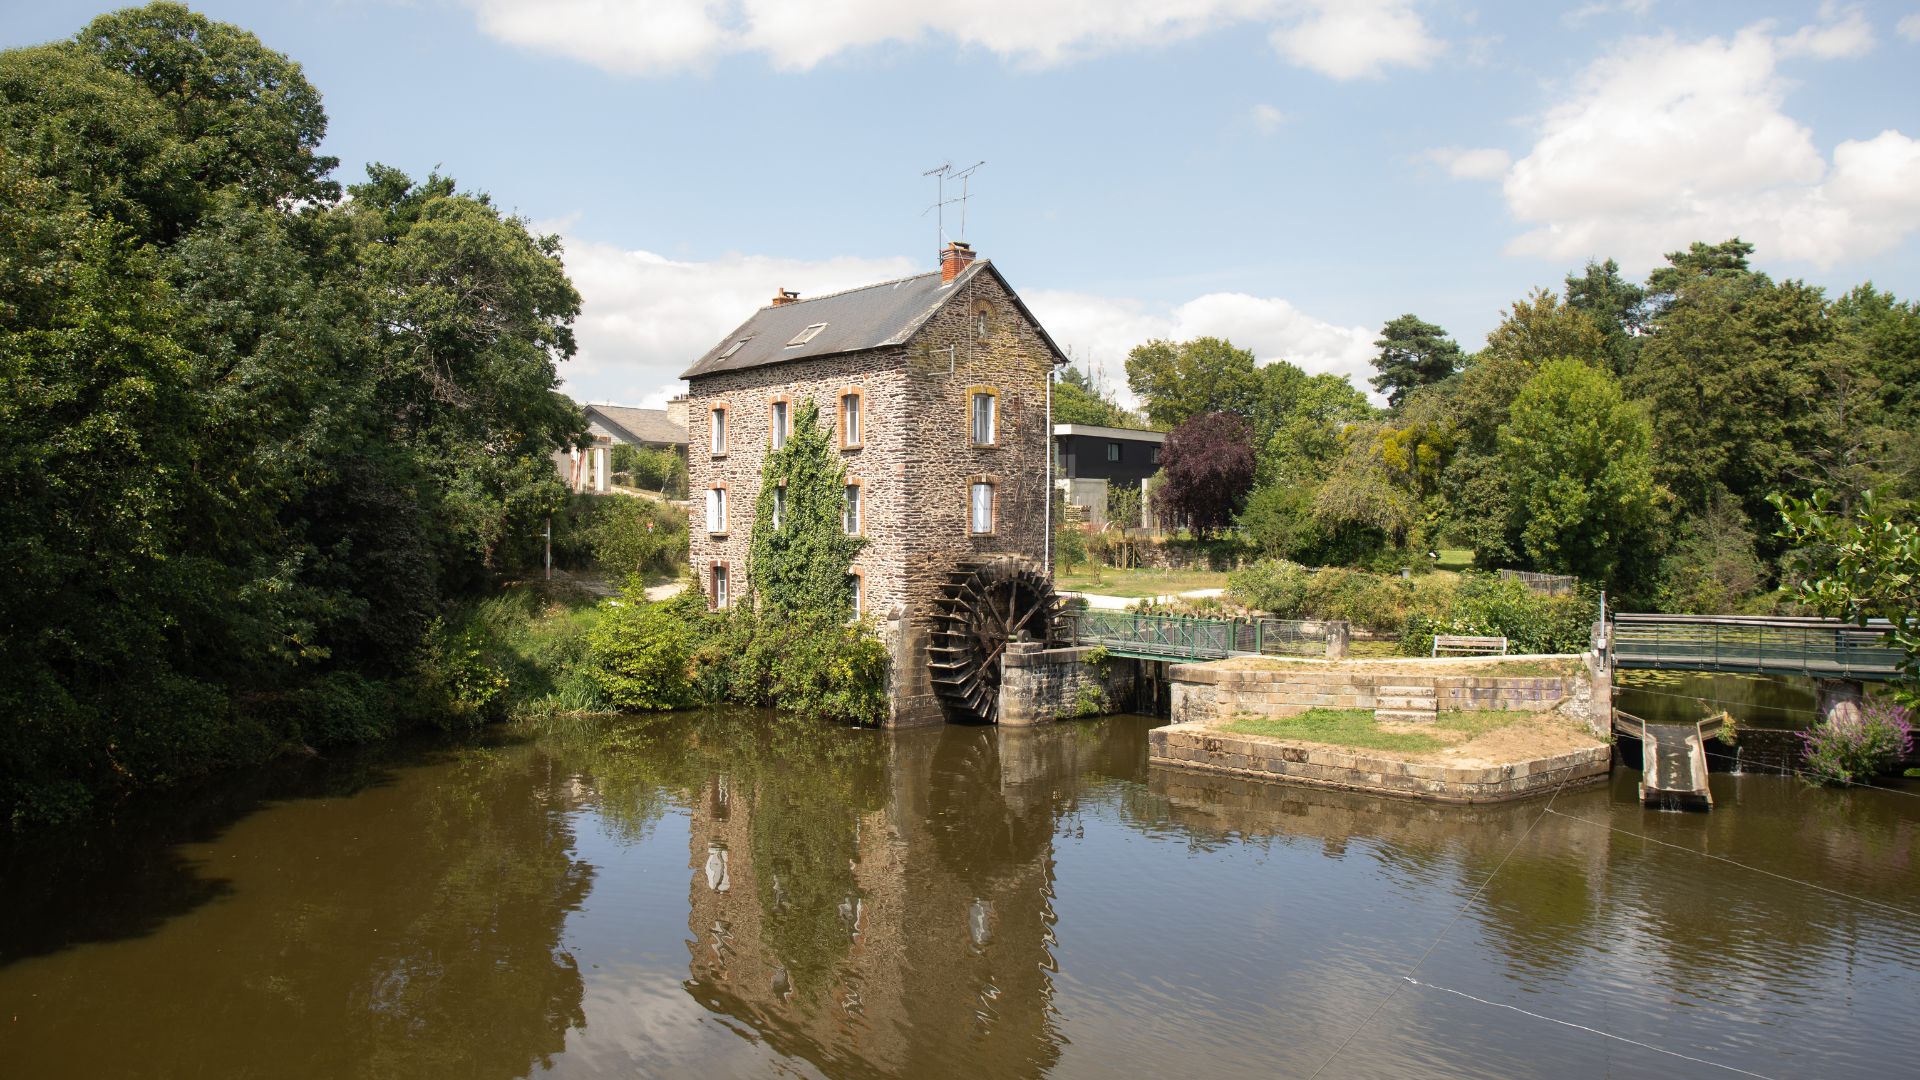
{"left": 1369, "top": 314, "right": 1462, "bottom": 407}
{"left": 1051, "top": 363, "right": 1140, "bottom": 428}
{"left": 1151, "top": 411, "right": 1256, "bottom": 538}
{"left": 1564, "top": 258, "right": 1647, "bottom": 378}
{"left": 1499, "top": 359, "right": 1657, "bottom": 582}
{"left": 1775, "top": 491, "right": 1920, "bottom": 696}
{"left": 1124, "top": 336, "right": 1260, "bottom": 429}
{"left": 1631, "top": 255, "right": 1824, "bottom": 525}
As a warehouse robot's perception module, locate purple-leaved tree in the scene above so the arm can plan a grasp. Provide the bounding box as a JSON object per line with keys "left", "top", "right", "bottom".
{"left": 1151, "top": 411, "right": 1256, "bottom": 539}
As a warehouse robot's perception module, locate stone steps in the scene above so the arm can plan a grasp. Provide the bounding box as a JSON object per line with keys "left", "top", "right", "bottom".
{"left": 1374, "top": 684, "right": 1437, "bottom": 724}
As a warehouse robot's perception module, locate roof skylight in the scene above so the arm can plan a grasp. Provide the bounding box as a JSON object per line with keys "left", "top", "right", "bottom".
{"left": 786, "top": 323, "right": 828, "bottom": 347}
{"left": 718, "top": 338, "right": 750, "bottom": 360}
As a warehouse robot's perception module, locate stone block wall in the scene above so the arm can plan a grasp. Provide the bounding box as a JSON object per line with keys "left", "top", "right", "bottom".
{"left": 998, "top": 644, "right": 1139, "bottom": 726}
{"left": 1168, "top": 663, "right": 1579, "bottom": 724}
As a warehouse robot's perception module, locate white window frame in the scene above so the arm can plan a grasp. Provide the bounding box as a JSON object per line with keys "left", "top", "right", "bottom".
{"left": 841, "top": 392, "right": 862, "bottom": 448}
{"left": 971, "top": 391, "right": 997, "bottom": 446}
{"left": 771, "top": 484, "right": 785, "bottom": 530}
{"left": 712, "top": 564, "right": 729, "bottom": 610}
{"left": 843, "top": 483, "right": 862, "bottom": 536}
{"left": 970, "top": 482, "right": 994, "bottom": 535}
{"left": 709, "top": 407, "right": 727, "bottom": 456}
{"left": 770, "top": 399, "right": 789, "bottom": 450}
{"left": 706, "top": 487, "right": 727, "bottom": 534}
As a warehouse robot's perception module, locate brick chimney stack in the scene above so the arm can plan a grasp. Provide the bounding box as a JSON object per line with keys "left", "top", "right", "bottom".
{"left": 771, "top": 288, "right": 800, "bottom": 307}
{"left": 940, "top": 241, "right": 976, "bottom": 282}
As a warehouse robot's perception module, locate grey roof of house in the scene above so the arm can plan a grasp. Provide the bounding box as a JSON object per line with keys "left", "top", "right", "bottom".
{"left": 681, "top": 260, "right": 1067, "bottom": 381}
{"left": 586, "top": 404, "right": 687, "bottom": 446}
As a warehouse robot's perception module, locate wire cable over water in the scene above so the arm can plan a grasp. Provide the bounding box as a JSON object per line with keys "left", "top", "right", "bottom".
{"left": 1401, "top": 977, "right": 1781, "bottom": 1080}
{"left": 1304, "top": 779, "right": 1566, "bottom": 1079}
{"left": 1544, "top": 809, "right": 1919, "bottom": 919}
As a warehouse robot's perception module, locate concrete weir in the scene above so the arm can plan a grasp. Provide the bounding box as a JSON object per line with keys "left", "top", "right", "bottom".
{"left": 1147, "top": 722, "right": 1610, "bottom": 804}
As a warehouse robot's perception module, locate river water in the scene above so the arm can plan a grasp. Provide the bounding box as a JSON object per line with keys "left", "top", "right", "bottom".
{"left": 3, "top": 711, "right": 1916, "bottom": 1079}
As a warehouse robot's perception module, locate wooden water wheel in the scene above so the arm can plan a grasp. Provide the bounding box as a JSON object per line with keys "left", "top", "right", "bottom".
{"left": 929, "top": 556, "right": 1063, "bottom": 723}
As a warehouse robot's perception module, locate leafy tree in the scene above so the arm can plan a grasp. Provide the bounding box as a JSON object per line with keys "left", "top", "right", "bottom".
{"left": 76, "top": 2, "right": 337, "bottom": 227}
{"left": 1564, "top": 258, "right": 1647, "bottom": 378}
{"left": 1631, "top": 255, "right": 1824, "bottom": 524}
{"left": 1150, "top": 411, "right": 1255, "bottom": 538}
{"left": 1477, "top": 289, "right": 1610, "bottom": 373}
{"left": 1124, "top": 336, "right": 1260, "bottom": 428}
{"left": 1499, "top": 359, "right": 1657, "bottom": 582}
{"left": 1654, "top": 496, "right": 1767, "bottom": 615}
{"left": 1312, "top": 425, "right": 1414, "bottom": 549}
{"left": 1051, "top": 363, "right": 1139, "bottom": 428}
{"left": 1646, "top": 237, "right": 1755, "bottom": 300}
{"left": 1369, "top": 314, "right": 1462, "bottom": 407}
{"left": 748, "top": 398, "right": 863, "bottom": 620}
{"left": 1774, "top": 490, "right": 1920, "bottom": 694}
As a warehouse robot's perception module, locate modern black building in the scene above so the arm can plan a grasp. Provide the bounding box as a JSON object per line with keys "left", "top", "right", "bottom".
{"left": 1052, "top": 423, "right": 1166, "bottom": 528}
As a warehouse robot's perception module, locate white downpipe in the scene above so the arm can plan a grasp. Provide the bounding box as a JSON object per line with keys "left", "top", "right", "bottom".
{"left": 1044, "top": 366, "right": 1053, "bottom": 575}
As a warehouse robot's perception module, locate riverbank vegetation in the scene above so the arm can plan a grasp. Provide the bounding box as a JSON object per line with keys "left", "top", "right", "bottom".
{"left": 1057, "top": 239, "right": 1919, "bottom": 623}
{"left": 0, "top": 4, "right": 604, "bottom": 824}
{"left": 586, "top": 400, "right": 891, "bottom": 726}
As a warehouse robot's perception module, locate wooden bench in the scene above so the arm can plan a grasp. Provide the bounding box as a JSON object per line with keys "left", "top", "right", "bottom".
{"left": 1432, "top": 634, "right": 1508, "bottom": 657}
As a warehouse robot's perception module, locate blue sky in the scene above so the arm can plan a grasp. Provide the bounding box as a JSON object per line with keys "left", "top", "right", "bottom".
{"left": 7, "top": 1, "right": 1919, "bottom": 408}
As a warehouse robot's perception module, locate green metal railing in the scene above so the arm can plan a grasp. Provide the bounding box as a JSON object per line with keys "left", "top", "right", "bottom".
{"left": 1062, "top": 612, "right": 1331, "bottom": 661}
{"left": 1609, "top": 614, "right": 1904, "bottom": 680}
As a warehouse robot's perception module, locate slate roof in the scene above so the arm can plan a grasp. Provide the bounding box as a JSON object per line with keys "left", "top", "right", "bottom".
{"left": 681, "top": 260, "right": 1067, "bottom": 380}
{"left": 587, "top": 404, "right": 687, "bottom": 446}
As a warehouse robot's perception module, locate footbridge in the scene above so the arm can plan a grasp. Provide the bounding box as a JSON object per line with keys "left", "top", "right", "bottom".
{"left": 1604, "top": 613, "right": 1904, "bottom": 681}
{"left": 1059, "top": 611, "right": 1348, "bottom": 662}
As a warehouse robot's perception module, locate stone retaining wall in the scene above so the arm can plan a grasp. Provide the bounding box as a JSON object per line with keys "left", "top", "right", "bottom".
{"left": 998, "top": 644, "right": 1139, "bottom": 726}
{"left": 1169, "top": 661, "right": 1582, "bottom": 726}
{"left": 1148, "top": 722, "right": 1610, "bottom": 803}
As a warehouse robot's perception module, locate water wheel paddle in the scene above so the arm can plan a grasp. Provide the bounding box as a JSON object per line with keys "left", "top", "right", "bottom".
{"left": 928, "top": 556, "right": 1062, "bottom": 723}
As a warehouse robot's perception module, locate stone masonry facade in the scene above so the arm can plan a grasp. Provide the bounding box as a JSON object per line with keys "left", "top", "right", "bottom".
{"left": 685, "top": 259, "right": 1057, "bottom": 726}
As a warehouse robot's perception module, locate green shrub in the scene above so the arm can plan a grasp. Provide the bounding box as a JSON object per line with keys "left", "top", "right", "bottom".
{"left": 586, "top": 496, "right": 687, "bottom": 580}
{"left": 417, "top": 619, "right": 511, "bottom": 731}
{"left": 613, "top": 445, "right": 688, "bottom": 497}
{"left": 289, "top": 671, "right": 395, "bottom": 747}
{"left": 1228, "top": 559, "right": 1313, "bottom": 616}
{"left": 1800, "top": 701, "right": 1912, "bottom": 785}
{"left": 1305, "top": 568, "right": 1407, "bottom": 633}
{"left": 1054, "top": 524, "right": 1088, "bottom": 574}
{"left": 1398, "top": 573, "right": 1592, "bottom": 655}
{"left": 588, "top": 585, "right": 702, "bottom": 711}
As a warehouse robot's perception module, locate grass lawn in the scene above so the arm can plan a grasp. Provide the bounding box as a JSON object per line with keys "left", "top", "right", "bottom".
{"left": 1055, "top": 566, "right": 1229, "bottom": 598}
{"left": 1435, "top": 548, "right": 1476, "bottom": 571}
{"left": 1224, "top": 707, "right": 1529, "bottom": 753}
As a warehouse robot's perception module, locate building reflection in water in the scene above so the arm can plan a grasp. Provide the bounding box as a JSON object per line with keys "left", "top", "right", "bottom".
{"left": 682, "top": 722, "right": 1102, "bottom": 1079}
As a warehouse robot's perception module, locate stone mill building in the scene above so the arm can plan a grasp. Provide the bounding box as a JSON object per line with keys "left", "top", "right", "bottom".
{"left": 682, "top": 242, "right": 1067, "bottom": 726}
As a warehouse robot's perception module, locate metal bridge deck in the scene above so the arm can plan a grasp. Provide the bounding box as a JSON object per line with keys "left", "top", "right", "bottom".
{"left": 1609, "top": 614, "right": 1903, "bottom": 681}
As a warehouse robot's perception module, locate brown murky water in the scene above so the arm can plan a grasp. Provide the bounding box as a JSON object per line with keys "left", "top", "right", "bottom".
{"left": 2, "top": 711, "right": 1916, "bottom": 1079}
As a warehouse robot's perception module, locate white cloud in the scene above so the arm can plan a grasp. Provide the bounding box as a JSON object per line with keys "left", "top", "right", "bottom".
{"left": 1251, "top": 103, "right": 1289, "bottom": 134}
{"left": 1901, "top": 13, "right": 1920, "bottom": 42}
{"left": 460, "top": 0, "right": 1439, "bottom": 79}
{"left": 1025, "top": 289, "right": 1380, "bottom": 405}
{"left": 1444, "top": 20, "right": 1920, "bottom": 270}
{"left": 1778, "top": 2, "right": 1874, "bottom": 59}
{"left": 553, "top": 236, "right": 915, "bottom": 406}
{"left": 1424, "top": 146, "right": 1511, "bottom": 179}
{"left": 551, "top": 233, "right": 1381, "bottom": 408}
{"left": 1564, "top": 0, "right": 1657, "bottom": 28}
{"left": 1269, "top": 0, "right": 1441, "bottom": 79}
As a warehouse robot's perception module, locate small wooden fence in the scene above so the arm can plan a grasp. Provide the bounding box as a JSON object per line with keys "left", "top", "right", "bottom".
{"left": 1500, "top": 569, "right": 1578, "bottom": 596}
{"left": 1608, "top": 614, "right": 1904, "bottom": 681}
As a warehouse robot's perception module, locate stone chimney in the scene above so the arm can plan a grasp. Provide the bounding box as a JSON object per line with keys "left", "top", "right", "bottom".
{"left": 665, "top": 394, "right": 689, "bottom": 432}
{"left": 771, "top": 288, "right": 800, "bottom": 307}
{"left": 941, "top": 241, "right": 976, "bottom": 282}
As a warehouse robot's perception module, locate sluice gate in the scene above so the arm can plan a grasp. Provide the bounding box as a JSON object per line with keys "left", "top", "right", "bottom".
{"left": 1613, "top": 709, "right": 1725, "bottom": 810}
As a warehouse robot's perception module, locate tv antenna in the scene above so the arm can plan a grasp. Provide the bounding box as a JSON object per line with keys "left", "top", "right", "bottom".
{"left": 922, "top": 160, "right": 986, "bottom": 257}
